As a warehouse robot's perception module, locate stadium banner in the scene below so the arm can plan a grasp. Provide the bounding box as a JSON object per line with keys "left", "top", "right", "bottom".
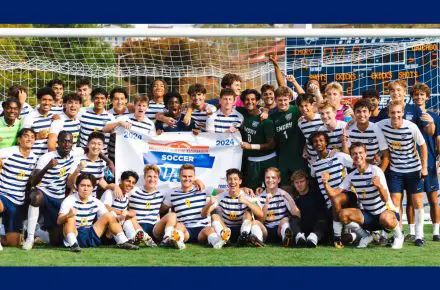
{"left": 115, "top": 128, "right": 243, "bottom": 190}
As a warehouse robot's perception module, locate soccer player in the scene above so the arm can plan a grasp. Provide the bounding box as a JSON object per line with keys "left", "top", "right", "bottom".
{"left": 162, "top": 164, "right": 225, "bottom": 249}
{"left": 270, "top": 86, "right": 307, "bottom": 185}
{"left": 107, "top": 87, "right": 131, "bottom": 161}
{"left": 410, "top": 83, "right": 440, "bottom": 241}
{"left": 346, "top": 99, "right": 390, "bottom": 172}
{"left": 23, "top": 131, "right": 75, "bottom": 250}
{"left": 207, "top": 73, "right": 243, "bottom": 107}
{"left": 101, "top": 170, "right": 156, "bottom": 247}
{"left": 205, "top": 88, "right": 244, "bottom": 133}
{"left": 48, "top": 93, "right": 82, "bottom": 152}
{"left": 289, "top": 170, "right": 329, "bottom": 248}
{"left": 181, "top": 83, "right": 217, "bottom": 131}
{"left": 261, "top": 84, "right": 277, "bottom": 114}
{"left": 239, "top": 89, "right": 276, "bottom": 190}
{"left": 21, "top": 87, "right": 55, "bottom": 158}
{"left": 0, "top": 129, "right": 37, "bottom": 248}
{"left": 324, "top": 82, "right": 354, "bottom": 121}
{"left": 46, "top": 79, "right": 65, "bottom": 115}
{"left": 201, "top": 168, "right": 264, "bottom": 247}
{"left": 58, "top": 173, "right": 138, "bottom": 252}
{"left": 146, "top": 79, "right": 167, "bottom": 121}
{"left": 361, "top": 89, "right": 381, "bottom": 123}
{"left": 78, "top": 88, "right": 115, "bottom": 155}
{"left": 259, "top": 167, "right": 300, "bottom": 245}
{"left": 377, "top": 100, "right": 428, "bottom": 247}
{"left": 309, "top": 131, "right": 355, "bottom": 248}
{"left": 155, "top": 91, "right": 197, "bottom": 133}
{"left": 76, "top": 78, "right": 93, "bottom": 109}
{"left": 68, "top": 132, "right": 121, "bottom": 198}
{"left": 317, "top": 100, "right": 349, "bottom": 153}
{"left": 296, "top": 93, "right": 324, "bottom": 164}
{"left": 5, "top": 85, "right": 33, "bottom": 118}
{"left": 323, "top": 142, "right": 404, "bottom": 249}
{"left": 0, "top": 98, "right": 22, "bottom": 149}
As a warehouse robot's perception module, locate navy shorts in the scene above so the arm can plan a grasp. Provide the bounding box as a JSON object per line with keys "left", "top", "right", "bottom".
{"left": 362, "top": 210, "right": 400, "bottom": 231}
{"left": 229, "top": 226, "right": 241, "bottom": 243}
{"left": 77, "top": 227, "right": 102, "bottom": 248}
{"left": 186, "top": 226, "right": 204, "bottom": 243}
{"left": 265, "top": 226, "right": 281, "bottom": 243}
{"left": 388, "top": 170, "right": 423, "bottom": 195}
{"left": 140, "top": 223, "right": 154, "bottom": 236}
{"left": 0, "top": 195, "right": 24, "bottom": 233}
{"left": 42, "top": 194, "right": 63, "bottom": 230}
{"left": 417, "top": 167, "right": 439, "bottom": 193}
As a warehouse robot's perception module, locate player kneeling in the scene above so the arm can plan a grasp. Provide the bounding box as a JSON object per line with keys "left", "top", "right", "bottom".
{"left": 101, "top": 170, "right": 156, "bottom": 247}
{"left": 202, "top": 168, "right": 265, "bottom": 247}
{"left": 57, "top": 173, "right": 138, "bottom": 252}
{"left": 324, "top": 143, "right": 404, "bottom": 249}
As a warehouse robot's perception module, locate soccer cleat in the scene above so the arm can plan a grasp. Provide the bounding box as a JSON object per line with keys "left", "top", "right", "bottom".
{"left": 247, "top": 234, "right": 265, "bottom": 248}
{"left": 117, "top": 242, "right": 139, "bottom": 250}
{"left": 404, "top": 234, "right": 416, "bottom": 242}
{"left": 341, "top": 232, "right": 357, "bottom": 245}
{"left": 295, "top": 232, "right": 307, "bottom": 248}
{"left": 22, "top": 238, "right": 34, "bottom": 251}
{"left": 159, "top": 236, "right": 173, "bottom": 247}
{"left": 282, "top": 228, "right": 294, "bottom": 247}
{"left": 133, "top": 230, "right": 144, "bottom": 245}
{"left": 171, "top": 230, "right": 186, "bottom": 250}
{"left": 333, "top": 237, "right": 344, "bottom": 249}
{"left": 415, "top": 238, "right": 425, "bottom": 247}
{"left": 143, "top": 235, "right": 157, "bottom": 248}
{"left": 357, "top": 234, "right": 373, "bottom": 248}
{"left": 220, "top": 228, "right": 231, "bottom": 243}
{"left": 391, "top": 236, "right": 404, "bottom": 249}
{"left": 237, "top": 232, "right": 250, "bottom": 247}
{"left": 433, "top": 235, "right": 440, "bottom": 242}
{"left": 306, "top": 233, "right": 318, "bottom": 248}
{"left": 70, "top": 242, "right": 81, "bottom": 253}
{"left": 378, "top": 236, "right": 389, "bottom": 246}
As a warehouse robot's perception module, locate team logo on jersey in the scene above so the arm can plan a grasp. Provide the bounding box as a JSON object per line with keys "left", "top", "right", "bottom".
{"left": 327, "top": 160, "right": 334, "bottom": 167}
{"left": 362, "top": 190, "right": 367, "bottom": 199}
{"left": 267, "top": 210, "right": 275, "bottom": 221}
{"left": 229, "top": 211, "right": 237, "bottom": 220}
{"left": 145, "top": 202, "right": 151, "bottom": 209}
{"left": 252, "top": 121, "right": 259, "bottom": 128}
{"left": 185, "top": 199, "right": 191, "bottom": 208}
{"left": 401, "top": 134, "right": 407, "bottom": 139}
{"left": 59, "top": 168, "right": 67, "bottom": 177}
{"left": 79, "top": 217, "right": 87, "bottom": 227}
{"left": 406, "top": 114, "right": 413, "bottom": 120}
{"left": 285, "top": 113, "right": 292, "bottom": 121}
{"left": 365, "top": 179, "right": 372, "bottom": 185}
{"left": 17, "top": 170, "right": 26, "bottom": 180}
{"left": 368, "top": 138, "right": 374, "bottom": 144}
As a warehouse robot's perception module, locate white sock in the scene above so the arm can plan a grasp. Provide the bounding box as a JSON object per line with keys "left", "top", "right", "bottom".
{"left": 35, "top": 227, "right": 50, "bottom": 244}
{"left": 66, "top": 232, "right": 77, "bottom": 246}
{"left": 176, "top": 230, "right": 184, "bottom": 242}
{"left": 346, "top": 222, "right": 369, "bottom": 238}
{"left": 207, "top": 233, "right": 220, "bottom": 246}
{"left": 250, "top": 224, "right": 263, "bottom": 242}
{"left": 114, "top": 232, "right": 129, "bottom": 244}
{"left": 211, "top": 220, "right": 223, "bottom": 236}
{"left": 26, "top": 206, "right": 39, "bottom": 240}
{"left": 415, "top": 209, "right": 424, "bottom": 240}
{"left": 0, "top": 223, "right": 5, "bottom": 236}
{"left": 409, "top": 224, "right": 415, "bottom": 235}
{"left": 307, "top": 232, "right": 318, "bottom": 243}
{"left": 392, "top": 224, "right": 403, "bottom": 239}
{"left": 241, "top": 220, "right": 252, "bottom": 235}
{"left": 122, "top": 220, "right": 136, "bottom": 240}
{"left": 164, "top": 226, "right": 174, "bottom": 239}
{"left": 280, "top": 223, "right": 290, "bottom": 240}
{"left": 333, "top": 221, "right": 343, "bottom": 237}
{"left": 433, "top": 223, "right": 440, "bottom": 236}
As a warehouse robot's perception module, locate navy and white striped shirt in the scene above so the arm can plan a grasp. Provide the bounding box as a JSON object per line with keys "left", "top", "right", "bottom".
{"left": 49, "top": 113, "right": 81, "bottom": 148}
{"left": 317, "top": 120, "right": 347, "bottom": 152}
{"left": 74, "top": 154, "right": 106, "bottom": 197}
{"left": 310, "top": 152, "right": 353, "bottom": 209}
{"left": 146, "top": 100, "right": 166, "bottom": 121}
{"left": 163, "top": 186, "right": 210, "bottom": 228}
{"left": 78, "top": 108, "right": 115, "bottom": 154}
{"left": 339, "top": 164, "right": 396, "bottom": 215}
{"left": 377, "top": 119, "right": 425, "bottom": 173}
{"left": 260, "top": 189, "right": 290, "bottom": 228}
{"left": 59, "top": 192, "right": 108, "bottom": 228}
{"left": 213, "top": 190, "right": 261, "bottom": 227}
{"left": 347, "top": 122, "right": 388, "bottom": 161}
{"left": 298, "top": 113, "right": 324, "bottom": 164}
{"left": 21, "top": 110, "right": 53, "bottom": 157}
{"left": 205, "top": 108, "right": 244, "bottom": 133}
{"left": 128, "top": 187, "right": 164, "bottom": 225}
{"left": 191, "top": 104, "right": 217, "bottom": 131}
{"left": 101, "top": 188, "right": 129, "bottom": 211}
{"left": 0, "top": 146, "right": 37, "bottom": 205}
{"left": 116, "top": 114, "right": 156, "bottom": 136}
{"left": 35, "top": 151, "right": 75, "bottom": 199}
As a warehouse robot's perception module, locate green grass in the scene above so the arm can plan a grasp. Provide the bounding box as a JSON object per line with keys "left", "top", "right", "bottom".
{"left": 1, "top": 227, "right": 440, "bottom": 266}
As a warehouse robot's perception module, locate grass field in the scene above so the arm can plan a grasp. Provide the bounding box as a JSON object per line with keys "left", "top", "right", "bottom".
{"left": 1, "top": 227, "right": 440, "bottom": 266}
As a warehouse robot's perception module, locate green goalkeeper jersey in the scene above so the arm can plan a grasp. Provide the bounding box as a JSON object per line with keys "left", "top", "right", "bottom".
{"left": 240, "top": 114, "right": 276, "bottom": 158}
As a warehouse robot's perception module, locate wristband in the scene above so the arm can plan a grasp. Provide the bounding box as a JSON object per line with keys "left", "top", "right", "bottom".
{"left": 250, "top": 144, "right": 261, "bottom": 150}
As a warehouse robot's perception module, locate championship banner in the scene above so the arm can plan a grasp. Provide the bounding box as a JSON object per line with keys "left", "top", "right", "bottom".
{"left": 115, "top": 128, "right": 243, "bottom": 191}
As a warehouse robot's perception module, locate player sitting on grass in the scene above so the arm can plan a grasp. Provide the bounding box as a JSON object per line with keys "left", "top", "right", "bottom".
{"left": 322, "top": 142, "right": 403, "bottom": 249}
{"left": 202, "top": 168, "right": 265, "bottom": 247}
{"left": 101, "top": 170, "right": 156, "bottom": 247}
{"left": 58, "top": 173, "right": 138, "bottom": 252}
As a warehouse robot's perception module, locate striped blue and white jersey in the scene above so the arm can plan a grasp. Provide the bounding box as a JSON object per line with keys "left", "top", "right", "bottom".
{"left": 317, "top": 120, "right": 347, "bottom": 152}
{"left": 298, "top": 113, "right": 324, "bottom": 164}
{"left": 73, "top": 154, "right": 106, "bottom": 197}
{"left": 49, "top": 113, "right": 81, "bottom": 148}
{"left": 128, "top": 186, "right": 165, "bottom": 225}
{"left": 339, "top": 164, "right": 396, "bottom": 215}
{"left": 377, "top": 119, "right": 425, "bottom": 173}
{"left": 21, "top": 110, "right": 53, "bottom": 157}
{"left": 19, "top": 103, "right": 33, "bottom": 118}
{"left": 163, "top": 186, "right": 210, "bottom": 228}
{"left": 310, "top": 152, "right": 353, "bottom": 209}
{"left": 205, "top": 108, "right": 244, "bottom": 133}
{"left": 0, "top": 146, "right": 37, "bottom": 205}
{"left": 35, "top": 150, "right": 75, "bottom": 199}
{"left": 116, "top": 113, "right": 156, "bottom": 136}
{"left": 36, "top": 104, "right": 63, "bottom": 115}
{"left": 101, "top": 188, "right": 129, "bottom": 211}
{"left": 59, "top": 192, "right": 108, "bottom": 228}
{"left": 213, "top": 190, "right": 261, "bottom": 227}
{"left": 78, "top": 108, "right": 115, "bottom": 154}
{"left": 191, "top": 104, "right": 217, "bottom": 131}
{"left": 347, "top": 122, "right": 388, "bottom": 161}
{"left": 146, "top": 100, "right": 166, "bottom": 121}
{"left": 259, "top": 189, "right": 290, "bottom": 228}
{"left": 108, "top": 108, "right": 130, "bottom": 160}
